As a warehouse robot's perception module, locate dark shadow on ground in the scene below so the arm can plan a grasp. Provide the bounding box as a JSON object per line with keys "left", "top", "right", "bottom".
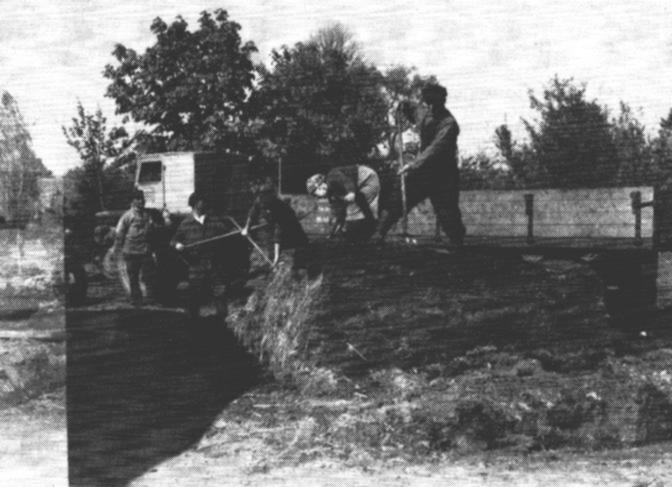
{"left": 67, "top": 308, "right": 261, "bottom": 487}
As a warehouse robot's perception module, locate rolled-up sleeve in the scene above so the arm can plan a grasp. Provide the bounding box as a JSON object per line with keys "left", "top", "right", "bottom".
{"left": 409, "top": 118, "right": 458, "bottom": 171}
{"left": 115, "top": 212, "right": 129, "bottom": 248}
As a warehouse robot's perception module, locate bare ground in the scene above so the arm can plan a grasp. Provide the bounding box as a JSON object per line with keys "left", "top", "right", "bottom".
{"left": 0, "top": 389, "right": 67, "bottom": 487}
{"left": 0, "top": 223, "right": 67, "bottom": 485}
{"left": 66, "top": 241, "right": 672, "bottom": 487}
{"left": 0, "top": 306, "right": 67, "bottom": 486}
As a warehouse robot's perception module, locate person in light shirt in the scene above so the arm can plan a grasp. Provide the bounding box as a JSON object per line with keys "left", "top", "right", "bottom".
{"left": 114, "top": 190, "right": 154, "bottom": 306}
{"left": 306, "top": 164, "right": 380, "bottom": 243}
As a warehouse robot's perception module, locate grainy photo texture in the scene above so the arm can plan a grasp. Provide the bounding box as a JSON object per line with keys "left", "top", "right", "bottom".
{"left": 3, "top": 1, "right": 672, "bottom": 486}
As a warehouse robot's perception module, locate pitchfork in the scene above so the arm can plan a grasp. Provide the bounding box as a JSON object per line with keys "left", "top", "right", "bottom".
{"left": 180, "top": 218, "right": 274, "bottom": 267}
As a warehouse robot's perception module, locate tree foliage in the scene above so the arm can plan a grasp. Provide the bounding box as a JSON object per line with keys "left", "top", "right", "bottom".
{"left": 460, "top": 152, "right": 514, "bottom": 190}
{"left": 494, "top": 124, "right": 542, "bottom": 187}
{"left": 381, "top": 68, "right": 437, "bottom": 122}
{"left": 493, "top": 76, "right": 669, "bottom": 189}
{"left": 0, "top": 91, "right": 48, "bottom": 222}
{"left": 380, "top": 67, "right": 438, "bottom": 161}
{"left": 249, "top": 24, "right": 389, "bottom": 192}
{"left": 103, "top": 9, "right": 257, "bottom": 153}
{"left": 611, "top": 102, "right": 657, "bottom": 186}
{"left": 522, "top": 77, "right": 618, "bottom": 188}
{"left": 62, "top": 102, "right": 135, "bottom": 238}
{"left": 652, "top": 108, "right": 672, "bottom": 182}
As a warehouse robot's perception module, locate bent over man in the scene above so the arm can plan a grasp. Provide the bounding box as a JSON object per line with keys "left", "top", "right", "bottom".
{"left": 306, "top": 164, "right": 380, "bottom": 242}
{"left": 375, "top": 83, "right": 465, "bottom": 246}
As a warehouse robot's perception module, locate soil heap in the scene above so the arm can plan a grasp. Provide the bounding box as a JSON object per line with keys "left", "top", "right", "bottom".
{"left": 229, "top": 242, "right": 610, "bottom": 381}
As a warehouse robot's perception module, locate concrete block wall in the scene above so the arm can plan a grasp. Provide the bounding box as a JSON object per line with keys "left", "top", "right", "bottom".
{"left": 459, "top": 188, "right": 653, "bottom": 239}
{"left": 285, "top": 194, "right": 438, "bottom": 236}
{"left": 286, "top": 186, "right": 654, "bottom": 239}
{"left": 285, "top": 189, "right": 671, "bottom": 310}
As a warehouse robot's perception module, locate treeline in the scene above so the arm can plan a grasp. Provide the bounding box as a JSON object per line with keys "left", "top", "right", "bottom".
{"left": 0, "top": 91, "right": 50, "bottom": 223}
{"left": 64, "top": 9, "right": 672, "bottom": 222}
{"left": 461, "top": 77, "right": 672, "bottom": 190}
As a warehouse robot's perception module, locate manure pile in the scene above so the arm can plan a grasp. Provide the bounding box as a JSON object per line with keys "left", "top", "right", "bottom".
{"left": 225, "top": 243, "right": 672, "bottom": 453}
{"left": 228, "top": 242, "right": 610, "bottom": 381}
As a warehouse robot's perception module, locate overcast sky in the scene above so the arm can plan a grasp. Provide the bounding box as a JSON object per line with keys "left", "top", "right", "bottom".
{"left": 2, "top": 0, "right": 672, "bottom": 175}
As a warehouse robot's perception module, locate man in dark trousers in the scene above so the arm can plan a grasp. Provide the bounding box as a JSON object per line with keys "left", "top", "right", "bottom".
{"left": 374, "top": 83, "right": 466, "bottom": 245}
{"left": 171, "top": 192, "right": 234, "bottom": 320}
{"left": 306, "top": 164, "right": 380, "bottom": 242}
{"left": 242, "top": 178, "right": 309, "bottom": 269}
{"left": 114, "top": 190, "right": 155, "bottom": 305}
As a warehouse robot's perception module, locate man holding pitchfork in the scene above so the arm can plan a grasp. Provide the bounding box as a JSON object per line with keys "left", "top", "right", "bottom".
{"left": 374, "top": 82, "right": 465, "bottom": 246}
{"left": 171, "top": 192, "right": 235, "bottom": 320}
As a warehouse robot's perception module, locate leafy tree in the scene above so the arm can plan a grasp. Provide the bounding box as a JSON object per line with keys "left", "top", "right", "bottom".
{"left": 380, "top": 67, "right": 439, "bottom": 160}
{"left": 62, "top": 101, "right": 135, "bottom": 212}
{"left": 381, "top": 68, "right": 437, "bottom": 121}
{"left": 103, "top": 9, "right": 257, "bottom": 153}
{"left": 250, "top": 24, "right": 389, "bottom": 192}
{"left": 460, "top": 152, "right": 513, "bottom": 190}
{"left": 611, "top": 102, "right": 657, "bottom": 186}
{"left": 523, "top": 76, "right": 619, "bottom": 188}
{"left": 0, "top": 91, "right": 49, "bottom": 222}
{"left": 495, "top": 77, "right": 647, "bottom": 189}
{"left": 62, "top": 102, "right": 135, "bottom": 243}
{"left": 652, "top": 108, "right": 672, "bottom": 181}
{"left": 494, "top": 124, "right": 543, "bottom": 188}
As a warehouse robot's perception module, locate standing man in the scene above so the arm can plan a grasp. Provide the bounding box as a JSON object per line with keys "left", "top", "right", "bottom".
{"left": 114, "top": 189, "right": 155, "bottom": 306}
{"left": 375, "top": 83, "right": 466, "bottom": 246}
{"left": 171, "top": 192, "right": 234, "bottom": 320}
{"left": 306, "top": 164, "right": 380, "bottom": 243}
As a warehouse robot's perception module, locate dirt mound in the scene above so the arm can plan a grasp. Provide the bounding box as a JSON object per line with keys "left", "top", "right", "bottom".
{"left": 230, "top": 242, "right": 610, "bottom": 380}
{"left": 222, "top": 242, "right": 672, "bottom": 456}
{"left": 221, "top": 242, "right": 672, "bottom": 457}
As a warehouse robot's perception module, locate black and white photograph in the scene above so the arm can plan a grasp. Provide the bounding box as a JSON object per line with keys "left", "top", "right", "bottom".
{"left": 2, "top": 1, "right": 672, "bottom": 485}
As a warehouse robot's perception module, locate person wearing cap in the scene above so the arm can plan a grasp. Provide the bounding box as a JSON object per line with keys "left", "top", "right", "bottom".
{"left": 114, "top": 189, "right": 155, "bottom": 305}
{"left": 171, "top": 192, "right": 235, "bottom": 319}
{"left": 375, "top": 82, "right": 466, "bottom": 246}
{"left": 306, "top": 164, "right": 380, "bottom": 242}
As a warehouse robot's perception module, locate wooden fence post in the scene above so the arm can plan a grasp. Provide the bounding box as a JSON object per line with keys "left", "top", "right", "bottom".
{"left": 524, "top": 193, "right": 534, "bottom": 245}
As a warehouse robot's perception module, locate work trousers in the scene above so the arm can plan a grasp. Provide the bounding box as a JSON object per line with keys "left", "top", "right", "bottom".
{"left": 344, "top": 218, "right": 377, "bottom": 243}
{"left": 123, "top": 253, "right": 151, "bottom": 304}
{"left": 186, "top": 264, "right": 227, "bottom": 320}
{"left": 377, "top": 169, "right": 465, "bottom": 244}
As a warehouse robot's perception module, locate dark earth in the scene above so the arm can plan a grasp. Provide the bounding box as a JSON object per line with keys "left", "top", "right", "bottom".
{"left": 4, "top": 237, "right": 671, "bottom": 486}
{"left": 58, "top": 240, "right": 672, "bottom": 486}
